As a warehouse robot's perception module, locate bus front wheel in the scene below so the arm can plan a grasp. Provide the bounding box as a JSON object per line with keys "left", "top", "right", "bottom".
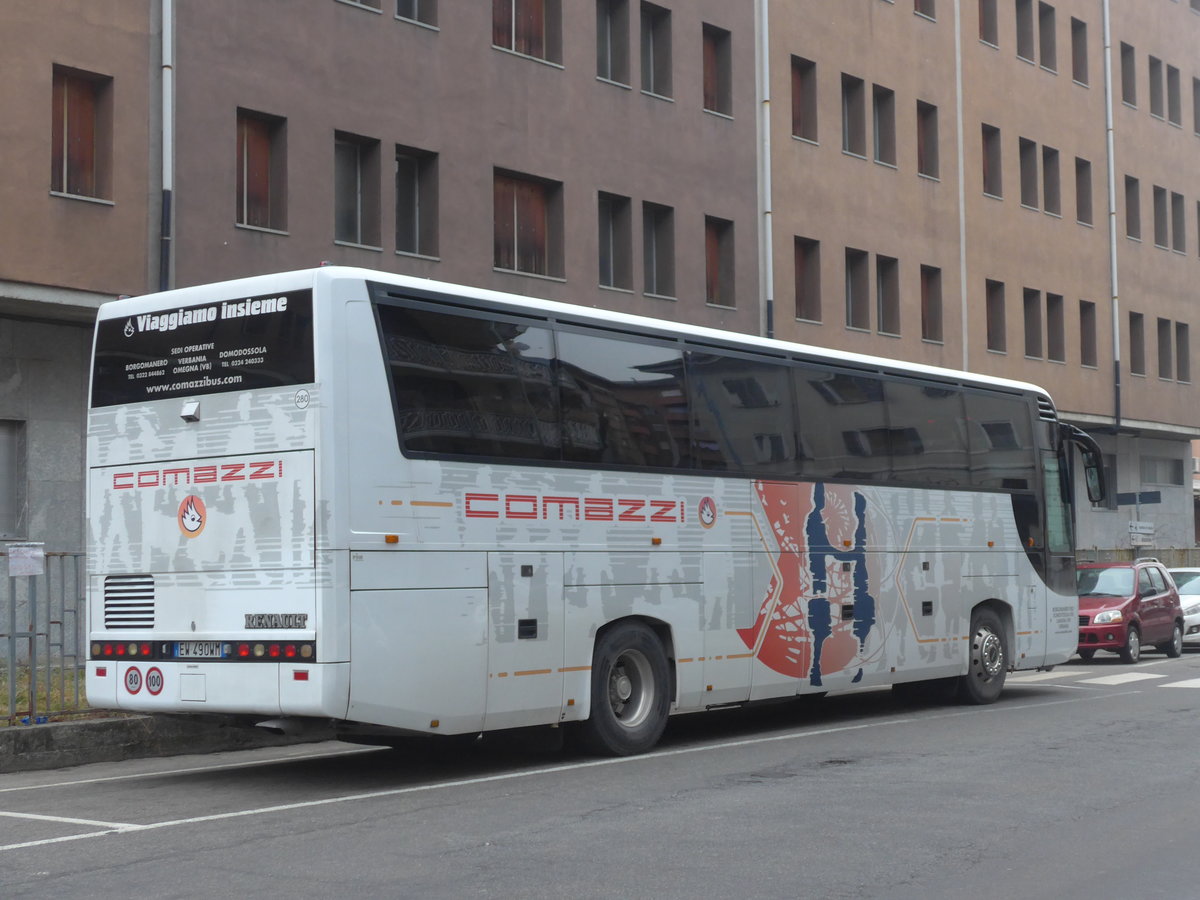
{"left": 577, "top": 621, "right": 671, "bottom": 756}
{"left": 958, "top": 607, "right": 1007, "bottom": 704}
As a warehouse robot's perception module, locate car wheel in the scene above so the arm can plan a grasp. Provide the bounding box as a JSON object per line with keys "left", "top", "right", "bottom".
{"left": 958, "top": 607, "right": 1007, "bottom": 704}
{"left": 1077, "top": 648, "right": 1096, "bottom": 660}
{"left": 575, "top": 621, "right": 671, "bottom": 756}
{"left": 1157, "top": 623, "right": 1184, "bottom": 659}
{"left": 1118, "top": 626, "right": 1141, "bottom": 664}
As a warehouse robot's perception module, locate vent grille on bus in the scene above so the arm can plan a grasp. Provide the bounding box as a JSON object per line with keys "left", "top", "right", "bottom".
{"left": 104, "top": 575, "right": 155, "bottom": 629}
{"left": 1036, "top": 397, "right": 1057, "bottom": 422}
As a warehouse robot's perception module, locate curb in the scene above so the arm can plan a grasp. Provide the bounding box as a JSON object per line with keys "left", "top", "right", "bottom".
{"left": 0, "top": 715, "right": 334, "bottom": 774}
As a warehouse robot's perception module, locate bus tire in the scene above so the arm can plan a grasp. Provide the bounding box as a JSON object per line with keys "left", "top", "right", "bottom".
{"left": 958, "top": 607, "right": 1007, "bottom": 704}
{"left": 577, "top": 621, "right": 671, "bottom": 756}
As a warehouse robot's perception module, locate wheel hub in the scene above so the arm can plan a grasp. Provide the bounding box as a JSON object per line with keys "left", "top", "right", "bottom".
{"left": 979, "top": 629, "right": 1003, "bottom": 677}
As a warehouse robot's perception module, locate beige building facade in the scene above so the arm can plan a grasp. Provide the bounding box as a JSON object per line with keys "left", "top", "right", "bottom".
{"left": 2, "top": 0, "right": 1198, "bottom": 552}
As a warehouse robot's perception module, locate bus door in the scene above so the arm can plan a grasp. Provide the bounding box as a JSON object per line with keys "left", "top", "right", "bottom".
{"left": 483, "top": 552, "right": 565, "bottom": 731}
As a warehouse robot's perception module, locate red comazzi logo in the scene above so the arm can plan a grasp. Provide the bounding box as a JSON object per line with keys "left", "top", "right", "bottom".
{"left": 112, "top": 460, "right": 285, "bottom": 490}
{"left": 464, "top": 493, "right": 687, "bottom": 523}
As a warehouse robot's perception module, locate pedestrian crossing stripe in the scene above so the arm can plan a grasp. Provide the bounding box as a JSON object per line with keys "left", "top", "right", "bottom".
{"left": 1160, "top": 677, "right": 1200, "bottom": 688}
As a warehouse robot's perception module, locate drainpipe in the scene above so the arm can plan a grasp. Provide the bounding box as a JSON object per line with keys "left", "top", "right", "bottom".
{"left": 755, "top": 0, "right": 774, "bottom": 338}
{"left": 953, "top": 0, "right": 968, "bottom": 370}
{"left": 159, "top": 0, "right": 175, "bottom": 291}
{"left": 1102, "top": 0, "right": 1121, "bottom": 432}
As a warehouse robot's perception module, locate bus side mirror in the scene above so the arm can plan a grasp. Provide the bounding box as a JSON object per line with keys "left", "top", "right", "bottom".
{"left": 1083, "top": 450, "right": 1105, "bottom": 505}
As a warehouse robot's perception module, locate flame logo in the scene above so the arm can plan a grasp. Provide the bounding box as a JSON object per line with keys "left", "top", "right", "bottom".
{"left": 698, "top": 497, "right": 718, "bottom": 529}
{"left": 178, "top": 495, "right": 206, "bottom": 538}
{"left": 123, "top": 319, "right": 135, "bottom": 338}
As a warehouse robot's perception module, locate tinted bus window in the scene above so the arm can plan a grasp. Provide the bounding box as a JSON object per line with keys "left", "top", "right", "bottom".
{"left": 377, "top": 305, "right": 559, "bottom": 460}
{"left": 797, "top": 370, "right": 890, "bottom": 481}
{"left": 686, "top": 351, "right": 798, "bottom": 475}
{"left": 885, "top": 381, "right": 970, "bottom": 487}
{"left": 558, "top": 330, "right": 688, "bottom": 468}
{"left": 965, "top": 391, "right": 1036, "bottom": 490}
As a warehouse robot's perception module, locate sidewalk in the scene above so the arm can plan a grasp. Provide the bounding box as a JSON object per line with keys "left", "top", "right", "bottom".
{"left": 0, "top": 715, "right": 334, "bottom": 774}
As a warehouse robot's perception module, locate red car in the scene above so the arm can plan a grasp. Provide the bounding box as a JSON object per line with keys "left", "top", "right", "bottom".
{"left": 1077, "top": 559, "right": 1184, "bottom": 663}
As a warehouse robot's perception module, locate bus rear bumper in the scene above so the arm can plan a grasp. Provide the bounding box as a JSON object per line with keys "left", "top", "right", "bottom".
{"left": 86, "top": 660, "right": 349, "bottom": 719}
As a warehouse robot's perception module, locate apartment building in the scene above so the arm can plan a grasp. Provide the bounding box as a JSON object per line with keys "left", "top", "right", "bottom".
{"left": 2, "top": 0, "right": 1197, "bottom": 553}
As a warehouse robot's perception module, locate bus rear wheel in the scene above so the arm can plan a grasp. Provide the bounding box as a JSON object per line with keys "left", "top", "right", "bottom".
{"left": 958, "top": 607, "right": 1007, "bottom": 704}
{"left": 576, "top": 621, "right": 670, "bottom": 756}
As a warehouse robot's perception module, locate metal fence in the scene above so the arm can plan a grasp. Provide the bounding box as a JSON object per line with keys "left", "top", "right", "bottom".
{"left": 2, "top": 551, "right": 88, "bottom": 725}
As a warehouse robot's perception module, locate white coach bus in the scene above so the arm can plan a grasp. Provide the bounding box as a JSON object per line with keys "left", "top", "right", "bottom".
{"left": 85, "top": 266, "right": 1105, "bottom": 755}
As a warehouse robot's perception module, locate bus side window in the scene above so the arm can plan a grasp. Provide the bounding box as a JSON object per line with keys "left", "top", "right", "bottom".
{"left": 685, "top": 351, "right": 799, "bottom": 476}
{"left": 557, "top": 330, "right": 688, "bottom": 469}
{"left": 378, "top": 305, "right": 559, "bottom": 460}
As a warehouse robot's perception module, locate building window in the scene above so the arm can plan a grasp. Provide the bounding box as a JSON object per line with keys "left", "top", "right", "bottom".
{"left": 1080, "top": 300, "right": 1097, "bottom": 367}
{"left": 1019, "top": 137, "right": 1038, "bottom": 208}
{"left": 1176, "top": 322, "right": 1190, "bottom": 382}
{"left": 1172, "top": 191, "right": 1186, "bottom": 253}
{"left": 1193, "top": 78, "right": 1200, "bottom": 135}
{"left": 873, "top": 85, "right": 896, "bottom": 166}
{"left": 1070, "top": 17, "right": 1087, "bottom": 84}
{"left": 915, "top": 0, "right": 935, "bottom": 20}
{"left": 1047, "top": 293, "right": 1065, "bottom": 362}
{"left": 643, "top": 201, "right": 675, "bottom": 297}
{"left": 236, "top": 108, "right": 286, "bottom": 230}
{"left": 396, "top": 0, "right": 438, "bottom": 26}
{"left": 791, "top": 56, "right": 818, "bottom": 142}
{"left": 1129, "top": 311, "right": 1145, "bottom": 375}
{"left": 1120, "top": 42, "right": 1135, "bottom": 106}
{"left": 493, "top": 0, "right": 562, "bottom": 63}
{"left": 795, "top": 237, "right": 821, "bottom": 321}
{"left": 494, "top": 170, "right": 562, "bottom": 277}
{"left": 1037, "top": 2, "right": 1056, "bottom": 71}
{"left": 51, "top": 66, "right": 112, "bottom": 200}
{"left": 842, "top": 74, "right": 866, "bottom": 156}
{"left": 1015, "top": 0, "right": 1034, "bottom": 61}
{"left": 986, "top": 279, "right": 1006, "bottom": 352}
{"left": 596, "top": 0, "right": 629, "bottom": 84}
{"left": 705, "top": 216, "right": 735, "bottom": 306}
{"left": 343, "top": 0, "right": 382, "bottom": 10}
{"left": 1125, "top": 175, "right": 1140, "bottom": 239}
{"left": 982, "top": 124, "right": 1002, "bottom": 197}
{"left": 845, "top": 247, "right": 870, "bottom": 330}
{"left": 916, "top": 101, "right": 939, "bottom": 178}
{"left": 334, "top": 132, "right": 380, "bottom": 247}
{"left": 0, "top": 421, "right": 26, "bottom": 540}
{"left": 1148, "top": 56, "right": 1164, "bottom": 118}
{"left": 598, "top": 192, "right": 632, "bottom": 289}
{"left": 640, "top": 2, "right": 672, "bottom": 98}
{"left": 702, "top": 24, "right": 732, "bottom": 115}
{"left": 1041, "top": 146, "right": 1060, "bottom": 215}
{"left": 1141, "top": 456, "right": 1184, "bottom": 486}
{"left": 1167, "top": 65, "right": 1182, "bottom": 126}
{"left": 1158, "top": 317, "right": 1174, "bottom": 380}
{"left": 979, "top": 0, "right": 998, "bottom": 45}
{"left": 1075, "top": 157, "right": 1093, "bottom": 225}
{"left": 395, "top": 145, "right": 438, "bottom": 257}
{"left": 876, "top": 255, "right": 900, "bottom": 335}
{"left": 1023, "top": 288, "right": 1042, "bottom": 358}
{"left": 920, "top": 265, "right": 942, "bottom": 342}
{"left": 1153, "top": 185, "right": 1168, "bottom": 248}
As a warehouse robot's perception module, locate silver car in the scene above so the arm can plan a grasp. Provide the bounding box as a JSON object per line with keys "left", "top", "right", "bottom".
{"left": 1168, "top": 568, "right": 1200, "bottom": 647}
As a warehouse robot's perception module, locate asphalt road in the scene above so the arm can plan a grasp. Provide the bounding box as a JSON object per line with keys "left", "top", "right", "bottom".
{"left": 4, "top": 651, "right": 1200, "bottom": 899}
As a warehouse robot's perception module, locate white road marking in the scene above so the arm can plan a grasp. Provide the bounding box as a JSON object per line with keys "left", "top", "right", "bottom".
{"left": 0, "top": 690, "right": 1124, "bottom": 854}
{"left": 1160, "top": 677, "right": 1200, "bottom": 688}
{"left": 0, "top": 810, "right": 139, "bottom": 829}
{"left": 1009, "top": 671, "right": 1086, "bottom": 683}
{"left": 1078, "top": 672, "right": 1167, "bottom": 686}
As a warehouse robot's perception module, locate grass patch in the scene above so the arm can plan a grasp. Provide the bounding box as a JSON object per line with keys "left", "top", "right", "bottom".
{"left": 0, "top": 664, "right": 92, "bottom": 726}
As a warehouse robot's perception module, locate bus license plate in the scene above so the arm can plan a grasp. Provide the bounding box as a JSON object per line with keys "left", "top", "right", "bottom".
{"left": 176, "top": 641, "right": 224, "bottom": 659}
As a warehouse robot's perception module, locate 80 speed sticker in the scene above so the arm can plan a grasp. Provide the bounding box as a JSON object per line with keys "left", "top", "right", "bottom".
{"left": 124, "top": 667, "right": 142, "bottom": 694}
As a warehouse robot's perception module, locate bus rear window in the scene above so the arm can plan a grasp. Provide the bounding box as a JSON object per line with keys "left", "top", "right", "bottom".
{"left": 91, "top": 289, "right": 314, "bottom": 407}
